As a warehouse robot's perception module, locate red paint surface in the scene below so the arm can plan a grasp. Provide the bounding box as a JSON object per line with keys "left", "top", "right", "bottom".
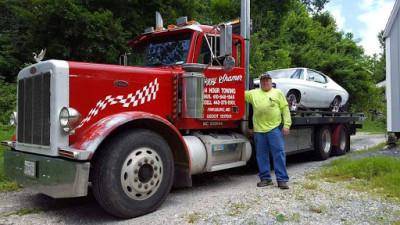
{"left": 66, "top": 26, "right": 246, "bottom": 162}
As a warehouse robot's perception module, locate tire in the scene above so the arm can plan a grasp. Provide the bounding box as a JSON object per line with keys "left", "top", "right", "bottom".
{"left": 92, "top": 129, "right": 174, "bottom": 218}
{"left": 330, "top": 96, "right": 341, "bottom": 112}
{"left": 287, "top": 90, "right": 300, "bottom": 111}
{"left": 314, "top": 125, "right": 332, "bottom": 160}
{"left": 333, "top": 126, "right": 350, "bottom": 155}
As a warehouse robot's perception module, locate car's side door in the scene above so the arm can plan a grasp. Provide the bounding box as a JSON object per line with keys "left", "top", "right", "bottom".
{"left": 304, "top": 70, "right": 330, "bottom": 108}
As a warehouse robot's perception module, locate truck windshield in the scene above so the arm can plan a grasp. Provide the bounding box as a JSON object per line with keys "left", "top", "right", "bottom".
{"left": 129, "top": 32, "right": 192, "bottom": 67}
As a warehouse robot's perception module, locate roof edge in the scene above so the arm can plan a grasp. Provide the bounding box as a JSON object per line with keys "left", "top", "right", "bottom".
{"left": 384, "top": 0, "right": 400, "bottom": 38}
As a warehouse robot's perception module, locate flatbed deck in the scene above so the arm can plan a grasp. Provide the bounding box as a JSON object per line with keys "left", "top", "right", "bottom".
{"left": 291, "top": 111, "right": 366, "bottom": 125}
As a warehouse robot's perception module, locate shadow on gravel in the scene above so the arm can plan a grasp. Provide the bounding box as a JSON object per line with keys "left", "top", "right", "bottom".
{"left": 11, "top": 151, "right": 350, "bottom": 223}
{"left": 22, "top": 190, "right": 122, "bottom": 223}
{"left": 174, "top": 151, "right": 319, "bottom": 192}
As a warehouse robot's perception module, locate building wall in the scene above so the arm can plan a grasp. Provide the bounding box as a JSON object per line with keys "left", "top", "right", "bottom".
{"left": 386, "top": 10, "right": 400, "bottom": 132}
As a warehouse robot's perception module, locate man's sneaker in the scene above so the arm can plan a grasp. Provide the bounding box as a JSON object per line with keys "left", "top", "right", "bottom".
{"left": 257, "top": 179, "right": 273, "bottom": 187}
{"left": 277, "top": 181, "right": 289, "bottom": 189}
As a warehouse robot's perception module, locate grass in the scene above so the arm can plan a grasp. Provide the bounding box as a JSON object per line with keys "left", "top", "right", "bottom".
{"left": 308, "top": 204, "right": 326, "bottom": 214}
{"left": 301, "top": 182, "right": 318, "bottom": 190}
{"left": 185, "top": 212, "right": 202, "bottom": 224}
{"left": 0, "top": 124, "right": 19, "bottom": 192}
{"left": 2, "top": 207, "right": 48, "bottom": 217}
{"left": 276, "top": 214, "right": 285, "bottom": 222}
{"left": 359, "top": 116, "right": 386, "bottom": 134}
{"left": 226, "top": 201, "right": 250, "bottom": 216}
{"left": 316, "top": 156, "right": 400, "bottom": 200}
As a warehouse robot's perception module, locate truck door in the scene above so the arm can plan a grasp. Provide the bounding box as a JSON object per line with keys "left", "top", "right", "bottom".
{"left": 195, "top": 34, "right": 245, "bottom": 121}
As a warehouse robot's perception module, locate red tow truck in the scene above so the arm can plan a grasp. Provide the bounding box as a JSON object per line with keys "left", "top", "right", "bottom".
{"left": 2, "top": 0, "right": 364, "bottom": 218}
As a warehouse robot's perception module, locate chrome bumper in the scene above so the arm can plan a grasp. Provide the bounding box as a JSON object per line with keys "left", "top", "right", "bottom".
{"left": 3, "top": 150, "right": 90, "bottom": 198}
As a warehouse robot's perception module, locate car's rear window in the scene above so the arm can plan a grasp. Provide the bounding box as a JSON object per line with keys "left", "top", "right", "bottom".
{"left": 269, "top": 69, "right": 303, "bottom": 79}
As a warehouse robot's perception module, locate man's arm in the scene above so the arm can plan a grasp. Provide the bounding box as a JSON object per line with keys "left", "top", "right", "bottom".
{"left": 245, "top": 90, "right": 252, "bottom": 103}
{"left": 278, "top": 90, "right": 292, "bottom": 136}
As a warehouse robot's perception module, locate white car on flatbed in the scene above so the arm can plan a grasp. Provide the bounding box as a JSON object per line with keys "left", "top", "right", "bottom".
{"left": 254, "top": 68, "right": 349, "bottom": 111}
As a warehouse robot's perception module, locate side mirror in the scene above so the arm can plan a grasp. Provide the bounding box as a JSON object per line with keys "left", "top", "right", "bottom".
{"left": 223, "top": 56, "right": 235, "bottom": 71}
{"left": 307, "top": 76, "right": 314, "bottom": 81}
{"left": 219, "top": 24, "right": 235, "bottom": 71}
{"left": 219, "top": 24, "right": 232, "bottom": 57}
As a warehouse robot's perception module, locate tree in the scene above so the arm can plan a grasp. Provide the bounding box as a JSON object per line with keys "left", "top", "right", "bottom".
{"left": 0, "top": 77, "right": 16, "bottom": 124}
{"left": 0, "top": 0, "right": 129, "bottom": 82}
{"left": 300, "top": 0, "right": 330, "bottom": 14}
{"left": 0, "top": 0, "right": 387, "bottom": 117}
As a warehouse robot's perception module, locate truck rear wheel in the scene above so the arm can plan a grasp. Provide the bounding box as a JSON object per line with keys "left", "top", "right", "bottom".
{"left": 333, "top": 126, "right": 350, "bottom": 155}
{"left": 92, "top": 129, "right": 174, "bottom": 218}
{"left": 314, "top": 125, "right": 332, "bottom": 160}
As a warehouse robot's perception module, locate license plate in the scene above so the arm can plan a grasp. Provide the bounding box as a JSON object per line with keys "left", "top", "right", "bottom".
{"left": 24, "top": 160, "right": 36, "bottom": 178}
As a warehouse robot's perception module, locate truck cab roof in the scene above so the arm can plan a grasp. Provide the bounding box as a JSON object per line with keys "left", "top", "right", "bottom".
{"left": 127, "top": 24, "right": 215, "bottom": 47}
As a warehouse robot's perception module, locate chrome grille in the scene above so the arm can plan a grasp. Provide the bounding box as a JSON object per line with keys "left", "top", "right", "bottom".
{"left": 17, "top": 73, "right": 51, "bottom": 146}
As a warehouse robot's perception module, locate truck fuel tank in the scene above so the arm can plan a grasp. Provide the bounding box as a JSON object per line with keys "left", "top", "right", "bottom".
{"left": 183, "top": 132, "right": 251, "bottom": 175}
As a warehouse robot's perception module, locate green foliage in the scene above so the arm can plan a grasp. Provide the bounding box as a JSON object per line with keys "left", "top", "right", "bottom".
{"left": 2, "top": 207, "right": 47, "bottom": 217}
{"left": 0, "top": 0, "right": 129, "bottom": 81}
{"left": 0, "top": 124, "right": 19, "bottom": 192}
{"left": 276, "top": 214, "right": 286, "bottom": 222}
{"left": 360, "top": 115, "right": 387, "bottom": 134}
{"left": 185, "top": 211, "right": 202, "bottom": 224}
{"left": 320, "top": 157, "right": 400, "bottom": 198}
{"left": 0, "top": 0, "right": 387, "bottom": 117}
{"left": 308, "top": 204, "right": 326, "bottom": 214}
{"left": 302, "top": 182, "right": 318, "bottom": 190}
{"left": 0, "top": 78, "right": 16, "bottom": 124}
{"left": 226, "top": 201, "right": 250, "bottom": 216}
{"left": 300, "top": 0, "right": 330, "bottom": 13}
{"left": 249, "top": 0, "right": 385, "bottom": 113}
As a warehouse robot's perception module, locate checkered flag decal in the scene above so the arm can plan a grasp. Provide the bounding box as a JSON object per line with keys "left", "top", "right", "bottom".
{"left": 77, "top": 78, "right": 159, "bottom": 129}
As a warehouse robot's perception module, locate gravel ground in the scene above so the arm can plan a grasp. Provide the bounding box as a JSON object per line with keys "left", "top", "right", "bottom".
{"left": 0, "top": 133, "right": 399, "bottom": 225}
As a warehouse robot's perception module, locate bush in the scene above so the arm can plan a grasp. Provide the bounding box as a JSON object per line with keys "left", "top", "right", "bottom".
{"left": 0, "top": 77, "right": 17, "bottom": 125}
{"left": 360, "top": 113, "right": 386, "bottom": 133}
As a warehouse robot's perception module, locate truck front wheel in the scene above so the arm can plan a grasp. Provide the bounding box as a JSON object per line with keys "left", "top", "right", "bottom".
{"left": 314, "top": 125, "right": 332, "bottom": 160}
{"left": 92, "top": 129, "right": 174, "bottom": 218}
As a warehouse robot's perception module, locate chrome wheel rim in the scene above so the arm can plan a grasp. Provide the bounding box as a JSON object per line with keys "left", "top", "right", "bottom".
{"left": 288, "top": 94, "right": 298, "bottom": 111}
{"left": 288, "top": 94, "right": 297, "bottom": 103}
{"left": 121, "top": 147, "right": 163, "bottom": 200}
{"left": 322, "top": 129, "right": 331, "bottom": 153}
{"left": 339, "top": 130, "right": 346, "bottom": 150}
{"left": 331, "top": 98, "right": 340, "bottom": 112}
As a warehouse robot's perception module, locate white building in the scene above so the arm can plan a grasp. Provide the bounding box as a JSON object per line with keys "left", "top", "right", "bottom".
{"left": 384, "top": 0, "right": 400, "bottom": 133}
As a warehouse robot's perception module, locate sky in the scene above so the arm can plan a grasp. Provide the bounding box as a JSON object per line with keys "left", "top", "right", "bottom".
{"left": 324, "top": 0, "right": 396, "bottom": 56}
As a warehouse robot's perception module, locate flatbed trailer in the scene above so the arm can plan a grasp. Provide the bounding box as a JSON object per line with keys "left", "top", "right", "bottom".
{"left": 284, "top": 111, "right": 365, "bottom": 158}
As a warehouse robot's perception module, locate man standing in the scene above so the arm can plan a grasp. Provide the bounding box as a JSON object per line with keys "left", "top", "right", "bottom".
{"left": 245, "top": 73, "right": 292, "bottom": 189}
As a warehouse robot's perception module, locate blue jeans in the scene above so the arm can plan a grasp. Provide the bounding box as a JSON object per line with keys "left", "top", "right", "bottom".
{"left": 254, "top": 127, "right": 289, "bottom": 182}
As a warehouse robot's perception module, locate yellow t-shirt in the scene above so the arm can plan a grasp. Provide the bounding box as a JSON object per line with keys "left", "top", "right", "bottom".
{"left": 245, "top": 88, "right": 291, "bottom": 133}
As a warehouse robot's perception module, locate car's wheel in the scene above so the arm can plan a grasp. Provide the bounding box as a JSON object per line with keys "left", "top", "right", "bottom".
{"left": 314, "top": 125, "right": 332, "bottom": 160}
{"left": 287, "top": 90, "right": 300, "bottom": 111}
{"left": 92, "top": 129, "right": 174, "bottom": 218}
{"left": 333, "top": 125, "right": 350, "bottom": 155}
{"left": 330, "top": 96, "right": 341, "bottom": 112}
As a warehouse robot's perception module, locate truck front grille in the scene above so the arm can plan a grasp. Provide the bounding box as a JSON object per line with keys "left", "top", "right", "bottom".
{"left": 17, "top": 73, "right": 51, "bottom": 146}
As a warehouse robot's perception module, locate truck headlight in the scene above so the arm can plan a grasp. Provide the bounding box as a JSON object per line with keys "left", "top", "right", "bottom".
{"left": 59, "top": 107, "right": 81, "bottom": 133}
{"left": 10, "top": 112, "right": 17, "bottom": 126}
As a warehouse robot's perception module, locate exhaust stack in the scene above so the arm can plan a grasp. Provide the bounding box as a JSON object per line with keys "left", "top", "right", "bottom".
{"left": 240, "top": 0, "right": 251, "bottom": 133}
{"left": 241, "top": 0, "right": 250, "bottom": 92}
